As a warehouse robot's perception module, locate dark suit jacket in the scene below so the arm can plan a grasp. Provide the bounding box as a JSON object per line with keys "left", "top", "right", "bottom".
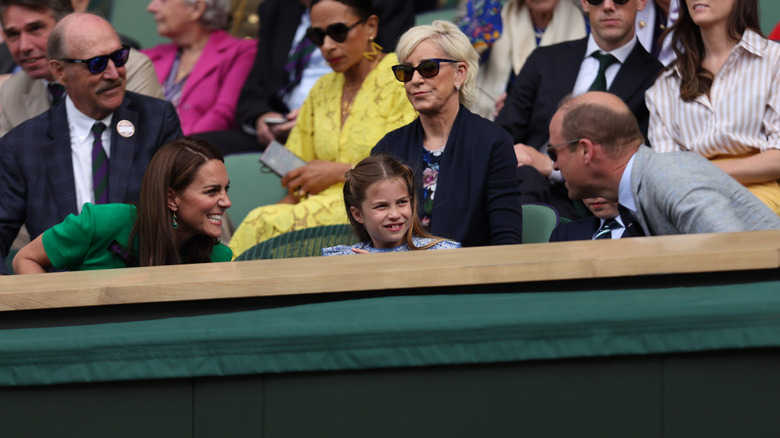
{"left": 0, "top": 91, "right": 182, "bottom": 273}
{"left": 372, "top": 106, "right": 523, "bottom": 247}
{"left": 235, "top": 0, "right": 416, "bottom": 128}
{"left": 495, "top": 37, "right": 663, "bottom": 147}
{"left": 548, "top": 212, "right": 643, "bottom": 242}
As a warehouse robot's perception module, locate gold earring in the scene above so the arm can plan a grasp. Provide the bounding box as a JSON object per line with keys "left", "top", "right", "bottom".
{"left": 362, "top": 36, "right": 383, "bottom": 61}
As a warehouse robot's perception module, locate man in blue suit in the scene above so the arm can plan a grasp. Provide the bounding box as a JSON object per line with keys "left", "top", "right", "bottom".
{"left": 0, "top": 13, "right": 181, "bottom": 273}
{"left": 495, "top": 0, "right": 662, "bottom": 219}
{"left": 549, "top": 197, "right": 643, "bottom": 241}
{"left": 548, "top": 92, "right": 780, "bottom": 236}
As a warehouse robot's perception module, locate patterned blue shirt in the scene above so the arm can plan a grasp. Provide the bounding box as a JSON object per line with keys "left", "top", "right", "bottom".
{"left": 322, "top": 236, "right": 461, "bottom": 256}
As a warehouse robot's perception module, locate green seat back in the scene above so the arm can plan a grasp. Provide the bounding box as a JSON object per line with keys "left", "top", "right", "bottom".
{"left": 522, "top": 203, "right": 560, "bottom": 244}
{"left": 235, "top": 224, "right": 358, "bottom": 260}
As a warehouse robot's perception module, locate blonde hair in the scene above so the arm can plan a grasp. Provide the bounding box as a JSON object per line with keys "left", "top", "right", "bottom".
{"left": 395, "top": 20, "right": 479, "bottom": 108}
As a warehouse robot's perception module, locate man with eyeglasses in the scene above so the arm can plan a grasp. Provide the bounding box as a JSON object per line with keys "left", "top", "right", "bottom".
{"left": 0, "top": 0, "right": 162, "bottom": 137}
{"left": 548, "top": 92, "right": 780, "bottom": 235}
{"left": 495, "top": 0, "right": 662, "bottom": 219}
{"left": 0, "top": 13, "right": 181, "bottom": 274}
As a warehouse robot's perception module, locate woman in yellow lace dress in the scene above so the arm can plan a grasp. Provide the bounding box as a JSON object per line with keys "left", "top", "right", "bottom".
{"left": 229, "top": 0, "right": 417, "bottom": 257}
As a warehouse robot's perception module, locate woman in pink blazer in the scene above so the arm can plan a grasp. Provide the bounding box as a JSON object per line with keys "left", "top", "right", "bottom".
{"left": 143, "top": 0, "right": 257, "bottom": 135}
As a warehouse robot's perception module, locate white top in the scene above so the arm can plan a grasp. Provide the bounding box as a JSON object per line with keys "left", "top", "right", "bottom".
{"left": 66, "top": 96, "right": 113, "bottom": 213}
{"left": 646, "top": 30, "right": 780, "bottom": 158}
{"left": 571, "top": 34, "right": 638, "bottom": 96}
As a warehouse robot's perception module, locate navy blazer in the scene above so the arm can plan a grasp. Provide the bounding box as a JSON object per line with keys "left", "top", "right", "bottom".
{"left": 372, "top": 106, "right": 523, "bottom": 246}
{"left": 0, "top": 91, "right": 182, "bottom": 273}
{"left": 548, "top": 212, "right": 644, "bottom": 242}
{"left": 495, "top": 37, "right": 663, "bottom": 148}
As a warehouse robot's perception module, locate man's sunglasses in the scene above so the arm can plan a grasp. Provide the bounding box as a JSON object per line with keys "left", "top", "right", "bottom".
{"left": 60, "top": 46, "right": 130, "bottom": 74}
{"left": 305, "top": 18, "right": 366, "bottom": 46}
{"left": 544, "top": 138, "right": 584, "bottom": 162}
{"left": 391, "top": 58, "right": 460, "bottom": 82}
{"left": 586, "top": 0, "right": 631, "bottom": 5}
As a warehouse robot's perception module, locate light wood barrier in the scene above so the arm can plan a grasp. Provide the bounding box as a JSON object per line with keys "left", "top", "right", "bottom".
{"left": 1, "top": 230, "right": 779, "bottom": 312}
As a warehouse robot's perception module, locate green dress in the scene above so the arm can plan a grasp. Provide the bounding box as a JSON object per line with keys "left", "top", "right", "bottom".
{"left": 43, "top": 203, "right": 232, "bottom": 271}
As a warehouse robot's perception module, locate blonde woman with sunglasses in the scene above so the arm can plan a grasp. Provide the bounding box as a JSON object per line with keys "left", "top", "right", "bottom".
{"left": 372, "top": 21, "right": 523, "bottom": 247}
{"left": 229, "top": 0, "right": 416, "bottom": 258}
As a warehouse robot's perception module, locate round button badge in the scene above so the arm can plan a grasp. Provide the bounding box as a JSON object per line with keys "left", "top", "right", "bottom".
{"left": 116, "top": 120, "right": 135, "bottom": 138}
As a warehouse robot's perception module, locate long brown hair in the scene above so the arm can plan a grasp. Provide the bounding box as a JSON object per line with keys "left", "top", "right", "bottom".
{"left": 130, "top": 137, "right": 225, "bottom": 266}
{"left": 669, "top": 0, "right": 762, "bottom": 101}
{"left": 343, "top": 154, "right": 444, "bottom": 250}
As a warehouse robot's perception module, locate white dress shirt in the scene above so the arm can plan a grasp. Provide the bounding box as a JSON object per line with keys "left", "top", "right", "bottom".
{"left": 572, "top": 34, "right": 639, "bottom": 96}
{"left": 66, "top": 96, "right": 113, "bottom": 213}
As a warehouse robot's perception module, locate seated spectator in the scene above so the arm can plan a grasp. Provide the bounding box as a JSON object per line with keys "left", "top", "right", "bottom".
{"left": 0, "top": 0, "right": 163, "bottom": 136}
{"left": 13, "top": 137, "right": 232, "bottom": 273}
{"left": 373, "top": 21, "right": 523, "bottom": 246}
{"left": 635, "top": 0, "right": 679, "bottom": 65}
{"left": 0, "top": 12, "right": 182, "bottom": 274}
{"left": 228, "top": 0, "right": 417, "bottom": 258}
{"left": 494, "top": 0, "right": 662, "bottom": 219}
{"left": 549, "top": 91, "right": 780, "bottom": 236}
{"left": 646, "top": 0, "right": 780, "bottom": 215}
{"left": 199, "top": 0, "right": 416, "bottom": 155}
{"left": 142, "top": 0, "right": 257, "bottom": 135}
{"left": 471, "top": 0, "right": 587, "bottom": 120}
{"left": 548, "top": 197, "right": 643, "bottom": 241}
{"left": 322, "top": 155, "right": 460, "bottom": 255}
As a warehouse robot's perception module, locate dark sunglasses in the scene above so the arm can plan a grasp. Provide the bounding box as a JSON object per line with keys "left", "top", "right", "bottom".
{"left": 391, "top": 58, "right": 460, "bottom": 82}
{"left": 60, "top": 46, "right": 130, "bottom": 74}
{"left": 544, "top": 138, "right": 584, "bottom": 162}
{"left": 305, "top": 18, "right": 366, "bottom": 46}
{"left": 586, "top": 0, "right": 631, "bottom": 5}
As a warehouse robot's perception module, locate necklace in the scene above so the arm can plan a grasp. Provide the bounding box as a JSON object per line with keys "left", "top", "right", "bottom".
{"left": 340, "top": 54, "right": 382, "bottom": 125}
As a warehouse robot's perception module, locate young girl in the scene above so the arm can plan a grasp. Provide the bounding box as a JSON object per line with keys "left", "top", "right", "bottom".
{"left": 322, "top": 155, "right": 461, "bottom": 255}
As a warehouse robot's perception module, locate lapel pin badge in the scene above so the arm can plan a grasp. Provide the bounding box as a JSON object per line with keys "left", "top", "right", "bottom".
{"left": 116, "top": 120, "right": 135, "bottom": 138}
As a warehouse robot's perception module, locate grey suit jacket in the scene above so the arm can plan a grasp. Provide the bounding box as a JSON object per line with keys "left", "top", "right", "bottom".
{"left": 0, "top": 48, "right": 163, "bottom": 136}
{"left": 630, "top": 146, "right": 780, "bottom": 235}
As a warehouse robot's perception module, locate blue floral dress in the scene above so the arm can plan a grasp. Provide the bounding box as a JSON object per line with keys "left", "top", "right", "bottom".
{"left": 322, "top": 236, "right": 461, "bottom": 256}
{"left": 421, "top": 146, "right": 445, "bottom": 229}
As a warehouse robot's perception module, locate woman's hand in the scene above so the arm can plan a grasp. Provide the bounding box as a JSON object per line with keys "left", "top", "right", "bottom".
{"left": 282, "top": 160, "right": 352, "bottom": 197}
{"left": 352, "top": 248, "right": 369, "bottom": 254}
{"left": 12, "top": 234, "right": 52, "bottom": 274}
{"left": 713, "top": 149, "right": 780, "bottom": 184}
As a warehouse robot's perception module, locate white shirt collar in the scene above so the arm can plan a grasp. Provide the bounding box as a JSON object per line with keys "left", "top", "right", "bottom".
{"left": 65, "top": 96, "right": 113, "bottom": 142}
{"left": 585, "top": 33, "right": 638, "bottom": 64}
{"left": 618, "top": 150, "right": 637, "bottom": 213}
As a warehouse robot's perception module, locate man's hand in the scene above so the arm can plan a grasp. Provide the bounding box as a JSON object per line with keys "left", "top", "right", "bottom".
{"left": 514, "top": 143, "right": 553, "bottom": 177}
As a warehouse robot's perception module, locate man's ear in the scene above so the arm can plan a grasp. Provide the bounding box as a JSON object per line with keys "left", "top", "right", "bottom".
{"left": 349, "top": 206, "right": 363, "bottom": 224}
{"left": 580, "top": 138, "right": 596, "bottom": 165}
{"left": 167, "top": 188, "right": 178, "bottom": 211}
{"left": 49, "top": 59, "right": 66, "bottom": 85}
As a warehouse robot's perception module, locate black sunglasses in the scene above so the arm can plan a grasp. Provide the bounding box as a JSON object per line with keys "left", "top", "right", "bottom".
{"left": 391, "top": 58, "right": 460, "bottom": 82}
{"left": 586, "top": 0, "right": 631, "bottom": 5}
{"left": 305, "top": 18, "right": 366, "bottom": 46}
{"left": 544, "top": 138, "right": 584, "bottom": 162}
{"left": 60, "top": 46, "right": 130, "bottom": 74}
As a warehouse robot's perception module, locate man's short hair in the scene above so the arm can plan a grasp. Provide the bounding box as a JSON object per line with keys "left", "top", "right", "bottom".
{"left": 560, "top": 100, "right": 645, "bottom": 157}
{"left": 0, "top": 0, "right": 73, "bottom": 29}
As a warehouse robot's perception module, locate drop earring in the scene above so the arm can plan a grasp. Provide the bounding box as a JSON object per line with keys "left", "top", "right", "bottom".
{"left": 362, "top": 36, "right": 382, "bottom": 61}
{"left": 171, "top": 211, "right": 178, "bottom": 229}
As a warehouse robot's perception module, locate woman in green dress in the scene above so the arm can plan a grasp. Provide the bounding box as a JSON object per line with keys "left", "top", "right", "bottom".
{"left": 13, "top": 137, "right": 233, "bottom": 273}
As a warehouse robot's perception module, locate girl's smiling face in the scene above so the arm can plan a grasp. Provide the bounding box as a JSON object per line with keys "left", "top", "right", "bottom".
{"left": 350, "top": 178, "right": 412, "bottom": 249}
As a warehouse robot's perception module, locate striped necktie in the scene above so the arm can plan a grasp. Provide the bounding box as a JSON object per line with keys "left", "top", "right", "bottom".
{"left": 278, "top": 36, "right": 316, "bottom": 97}
{"left": 91, "top": 122, "right": 109, "bottom": 204}
{"left": 588, "top": 51, "right": 618, "bottom": 92}
{"left": 594, "top": 218, "right": 622, "bottom": 240}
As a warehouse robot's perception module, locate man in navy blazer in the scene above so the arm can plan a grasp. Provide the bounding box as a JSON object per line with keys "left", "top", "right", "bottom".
{"left": 495, "top": 0, "right": 662, "bottom": 219}
{"left": 548, "top": 92, "right": 780, "bottom": 236}
{"left": 0, "top": 13, "right": 181, "bottom": 273}
{"left": 549, "top": 197, "right": 643, "bottom": 241}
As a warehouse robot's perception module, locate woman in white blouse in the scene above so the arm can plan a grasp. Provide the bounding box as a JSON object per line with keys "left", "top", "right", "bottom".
{"left": 645, "top": 0, "right": 780, "bottom": 215}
